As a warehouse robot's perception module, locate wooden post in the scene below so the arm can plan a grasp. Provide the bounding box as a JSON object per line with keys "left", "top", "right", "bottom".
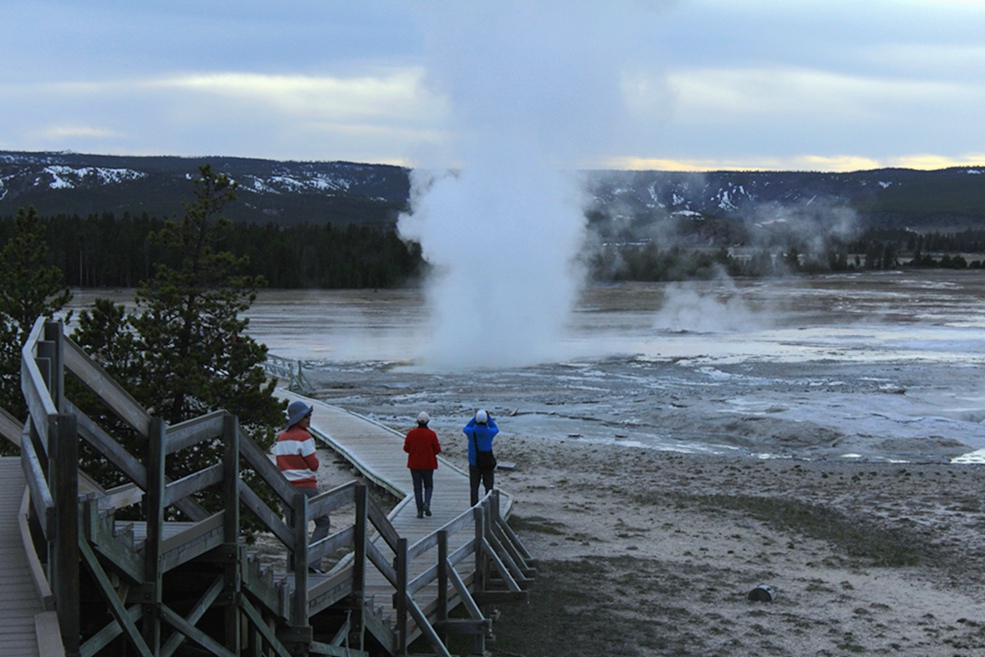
{"left": 351, "top": 485, "right": 368, "bottom": 650}
{"left": 34, "top": 342, "right": 53, "bottom": 455}
{"left": 472, "top": 505, "right": 487, "bottom": 657}
{"left": 395, "top": 537, "right": 409, "bottom": 656}
{"left": 143, "top": 416, "right": 166, "bottom": 654}
{"left": 491, "top": 489, "right": 501, "bottom": 525}
{"left": 437, "top": 530, "right": 449, "bottom": 646}
{"left": 43, "top": 321, "right": 65, "bottom": 410}
{"left": 473, "top": 506, "right": 485, "bottom": 592}
{"left": 222, "top": 413, "right": 241, "bottom": 654}
{"left": 52, "top": 413, "right": 80, "bottom": 657}
{"left": 288, "top": 491, "right": 311, "bottom": 655}
{"left": 292, "top": 490, "right": 309, "bottom": 590}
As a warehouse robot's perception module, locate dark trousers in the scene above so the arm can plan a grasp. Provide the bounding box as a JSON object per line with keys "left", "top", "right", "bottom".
{"left": 469, "top": 466, "right": 494, "bottom": 506}
{"left": 411, "top": 468, "right": 435, "bottom": 513}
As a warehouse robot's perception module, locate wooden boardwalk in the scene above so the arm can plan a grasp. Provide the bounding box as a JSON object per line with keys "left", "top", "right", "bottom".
{"left": 0, "top": 459, "right": 41, "bottom": 657}
{"left": 277, "top": 390, "right": 516, "bottom": 646}
{"left": 0, "top": 459, "right": 62, "bottom": 657}
{"left": 277, "top": 390, "right": 513, "bottom": 529}
{"left": 1, "top": 320, "right": 534, "bottom": 657}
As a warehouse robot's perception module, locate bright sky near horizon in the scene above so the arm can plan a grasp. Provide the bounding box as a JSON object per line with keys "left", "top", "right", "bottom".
{"left": 2, "top": 0, "right": 984, "bottom": 172}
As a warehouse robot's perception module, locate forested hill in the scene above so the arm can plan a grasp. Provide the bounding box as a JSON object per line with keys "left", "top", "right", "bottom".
{"left": 0, "top": 151, "right": 410, "bottom": 226}
{"left": 2, "top": 150, "right": 984, "bottom": 232}
{"left": 586, "top": 167, "right": 985, "bottom": 232}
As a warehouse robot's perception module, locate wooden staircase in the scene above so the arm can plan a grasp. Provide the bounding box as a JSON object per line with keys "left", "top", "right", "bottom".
{"left": 3, "top": 318, "right": 535, "bottom": 656}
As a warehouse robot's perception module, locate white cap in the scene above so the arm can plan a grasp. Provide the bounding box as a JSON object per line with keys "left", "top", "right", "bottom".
{"left": 417, "top": 411, "right": 430, "bottom": 424}
{"left": 475, "top": 409, "right": 488, "bottom": 424}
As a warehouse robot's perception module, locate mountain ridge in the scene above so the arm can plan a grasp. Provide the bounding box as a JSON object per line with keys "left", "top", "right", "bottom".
{"left": 3, "top": 150, "right": 984, "bottom": 234}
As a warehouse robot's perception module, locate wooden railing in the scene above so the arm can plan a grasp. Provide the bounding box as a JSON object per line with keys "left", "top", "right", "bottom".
{"left": 13, "top": 318, "right": 534, "bottom": 657}
{"left": 262, "top": 355, "right": 312, "bottom": 394}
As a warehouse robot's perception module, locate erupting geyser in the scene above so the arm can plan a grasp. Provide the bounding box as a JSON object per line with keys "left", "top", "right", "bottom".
{"left": 398, "top": 2, "right": 658, "bottom": 369}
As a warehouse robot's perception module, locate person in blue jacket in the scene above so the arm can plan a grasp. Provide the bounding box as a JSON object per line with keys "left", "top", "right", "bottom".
{"left": 463, "top": 408, "right": 499, "bottom": 506}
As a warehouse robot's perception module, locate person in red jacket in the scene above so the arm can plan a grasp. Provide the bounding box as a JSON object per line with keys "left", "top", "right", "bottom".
{"left": 403, "top": 411, "right": 442, "bottom": 519}
{"left": 274, "top": 400, "right": 330, "bottom": 572}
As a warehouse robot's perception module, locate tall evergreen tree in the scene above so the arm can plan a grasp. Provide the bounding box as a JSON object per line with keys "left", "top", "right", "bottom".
{"left": 74, "top": 165, "right": 283, "bottom": 491}
{"left": 0, "top": 206, "right": 72, "bottom": 426}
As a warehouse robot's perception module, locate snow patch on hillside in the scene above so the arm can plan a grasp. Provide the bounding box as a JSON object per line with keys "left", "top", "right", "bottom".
{"left": 42, "top": 165, "right": 145, "bottom": 189}
{"left": 237, "top": 173, "right": 354, "bottom": 195}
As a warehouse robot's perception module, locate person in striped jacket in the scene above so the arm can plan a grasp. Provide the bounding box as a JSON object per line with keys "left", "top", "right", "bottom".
{"left": 275, "top": 401, "right": 330, "bottom": 573}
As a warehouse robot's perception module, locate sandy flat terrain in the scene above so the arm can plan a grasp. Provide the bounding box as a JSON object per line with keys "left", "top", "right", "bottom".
{"left": 460, "top": 435, "right": 985, "bottom": 657}
{"left": 297, "top": 414, "right": 985, "bottom": 657}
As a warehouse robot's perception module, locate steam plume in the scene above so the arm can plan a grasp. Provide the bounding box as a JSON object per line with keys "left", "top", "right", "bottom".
{"left": 399, "top": 2, "right": 657, "bottom": 368}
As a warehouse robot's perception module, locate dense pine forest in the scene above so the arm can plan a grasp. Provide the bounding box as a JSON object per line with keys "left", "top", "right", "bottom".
{"left": 3, "top": 211, "right": 985, "bottom": 289}
{"left": 0, "top": 211, "right": 424, "bottom": 289}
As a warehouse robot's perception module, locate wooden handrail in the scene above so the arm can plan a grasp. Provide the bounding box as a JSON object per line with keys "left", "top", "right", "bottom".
{"left": 65, "top": 400, "right": 147, "bottom": 488}
{"left": 366, "top": 541, "right": 398, "bottom": 587}
{"left": 305, "top": 480, "right": 357, "bottom": 521}
{"left": 19, "top": 488, "right": 55, "bottom": 610}
{"left": 238, "top": 480, "right": 293, "bottom": 546}
{"left": 237, "top": 427, "right": 296, "bottom": 502}
{"left": 162, "top": 463, "right": 224, "bottom": 508}
{"left": 62, "top": 337, "right": 151, "bottom": 436}
{"left": 0, "top": 406, "right": 22, "bottom": 447}
{"left": 163, "top": 410, "right": 225, "bottom": 455}
{"left": 309, "top": 525, "right": 356, "bottom": 565}
{"left": 20, "top": 360, "right": 55, "bottom": 450}
{"left": 20, "top": 429, "right": 55, "bottom": 538}
{"left": 367, "top": 501, "right": 400, "bottom": 551}
{"left": 406, "top": 507, "right": 474, "bottom": 561}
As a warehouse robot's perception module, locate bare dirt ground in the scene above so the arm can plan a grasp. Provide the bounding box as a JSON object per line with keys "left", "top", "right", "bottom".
{"left": 283, "top": 413, "right": 985, "bottom": 657}
{"left": 477, "top": 436, "right": 985, "bottom": 657}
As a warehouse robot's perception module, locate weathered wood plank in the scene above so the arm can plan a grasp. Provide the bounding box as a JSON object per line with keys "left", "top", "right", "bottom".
{"left": 18, "top": 489, "right": 54, "bottom": 611}
{"left": 19, "top": 432, "right": 55, "bottom": 538}
{"left": 62, "top": 337, "right": 151, "bottom": 435}
{"left": 238, "top": 596, "right": 293, "bottom": 657}
{"left": 237, "top": 428, "right": 296, "bottom": 502}
{"left": 163, "top": 410, "right": 225, "bottom": 455}
{"left": 309, "top": 525, "right": 354, "bottom": 565}
{"left": 307, "top": 480, "right": 357, "bottom": 519}
{"left": 159, "top": 577, "right": 224, "bottom": 657}
{"left": 0, "top": 406, "right": 22, "bottom": 448}
{"left": 162, "top": 464, "right": 223, "bottom": 508}
{"left": 20, "top": 356, "right": 54, "bottom": 450}
{"left": 159, "top": 604, "right": 237, "bottom": 657}
{"left": 367, "top": 502, "right": 400, "bottom": 551}
{"left": 160, "top": 513, "right": 225, "bottom": 571}
{"left": 366, "top": 541, "right": 397, "bottom": 587}
{"left": 65, "top": 400, "right": 147, "bottom": 488}
{"left": 98, "top": 483, "right": 144, "bottom": 512}
{"left": 307, "top": 568, "right": 354, "bottom": 614}
{"left": 79, "top": 605, "right": 143, "bottom": 657}
{"left": 238, "top": 480, "right": 293, "bottom": 546}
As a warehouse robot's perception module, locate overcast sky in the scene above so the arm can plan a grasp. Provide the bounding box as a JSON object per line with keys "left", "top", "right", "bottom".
{"left": 2, "top": 0, "right": 983, "bottom": 172}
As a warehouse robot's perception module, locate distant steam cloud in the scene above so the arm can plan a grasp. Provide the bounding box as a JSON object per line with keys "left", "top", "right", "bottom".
{"left": 653, "top": 279, "right": 766, "bottom": 334}
{"left": 399, "top": 2, "right": 664, "bottom": 368}
{"left": 746, "top": 197, "right": 859, "bottom": 255}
